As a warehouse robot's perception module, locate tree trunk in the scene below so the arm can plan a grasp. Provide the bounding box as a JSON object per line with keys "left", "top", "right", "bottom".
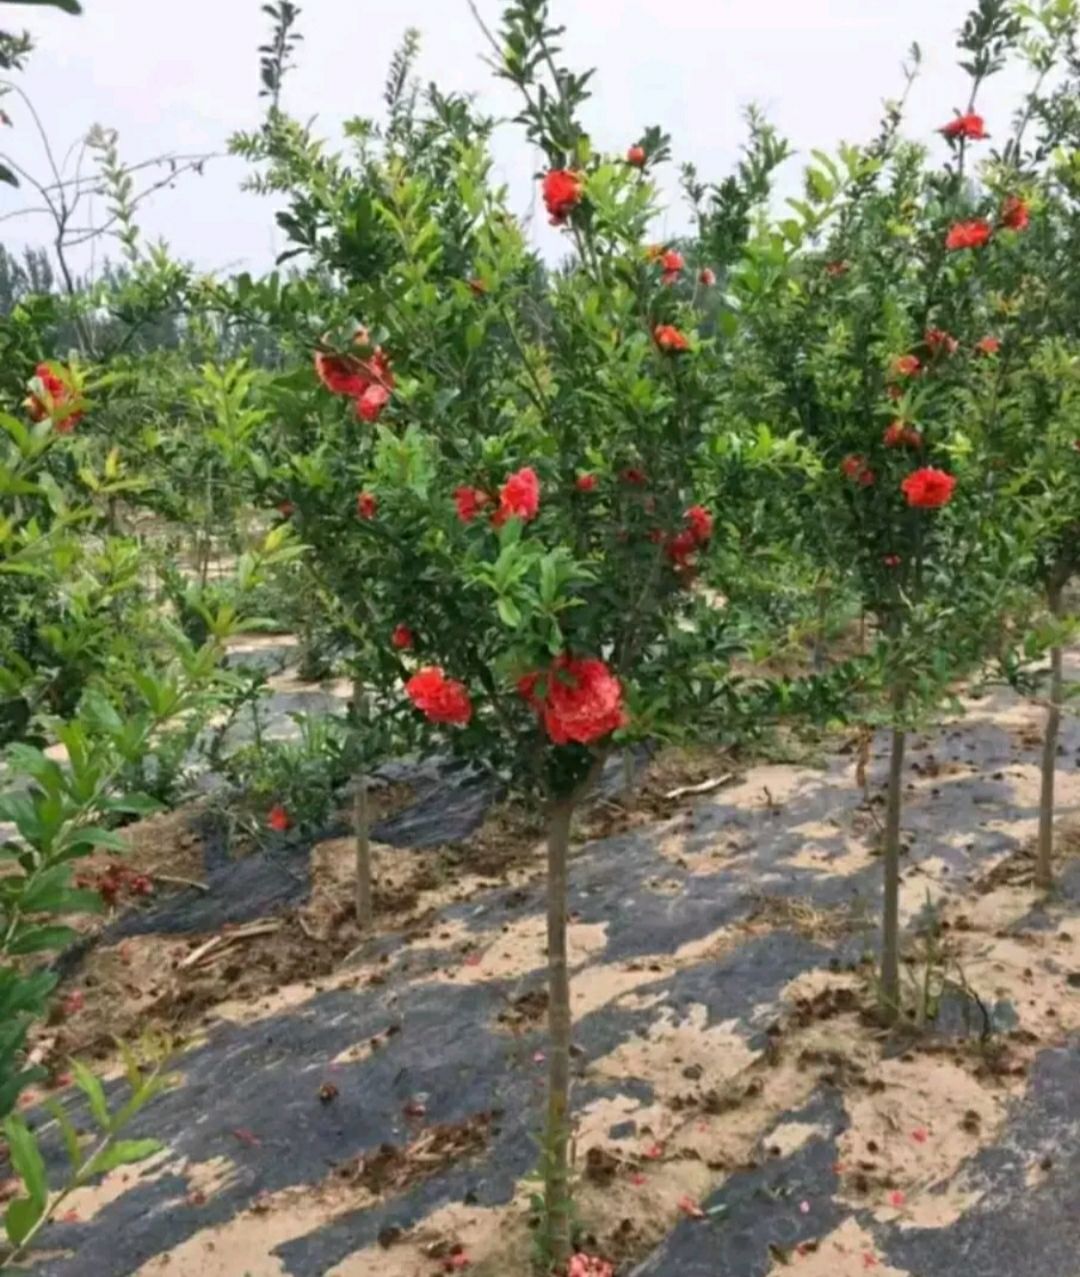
{"left": 1035, "top": 581, "right": 1065, "bottom": 892}
{"left": 811, "top": 579, "right": 828, "bottom": 672}
{"left": 542, "top": 796, "right": 575, "bottom": 1269}
{"left": 881, "top": 716, "right": 906, "bottom": 1021}
{"left": 352, "top": 678, "right": 373, "bottom": 931}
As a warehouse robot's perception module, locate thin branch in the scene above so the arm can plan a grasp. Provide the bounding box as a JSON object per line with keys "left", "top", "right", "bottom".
{"left": 0, "top": 203, "right": 52, "bottom": 224}
{"left": 0, "top": 82, "right": 64, "bottom": 200}
{"left": 63, "top": 160, "right": 213, "bottom": 247}
{"left": 0, "top": 149, "right": 53, "bottom": 201}
{"left": 36, "top": 149, "right": 221, "bottom": 196}
{"left": 465, "top": 0, "right": 503, "bottom": 61}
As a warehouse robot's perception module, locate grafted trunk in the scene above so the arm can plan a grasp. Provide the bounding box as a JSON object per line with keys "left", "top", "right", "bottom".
{"left": 542, "top": 796, "right": 574, "bottom": 1268}
{"left": 1035, "top": 580, "right": 1066, "bottom": 892}
{"left": 351, "top": 678, "right": 373, "bottom": 930}
{"left": 881, "top": 691, "right": 907, "bottom": 1022}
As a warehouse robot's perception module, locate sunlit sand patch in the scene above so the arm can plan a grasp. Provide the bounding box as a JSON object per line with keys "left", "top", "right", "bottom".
{"left": 133, "top": 1189, "right": 332, "bottom": 1277}
{"left": 898, "top": 855, "right": 957, "bottom": 926}
{"left": 570, "top": 960, "right": 674, "bottom": 1019}
{"left": 592, "top": 1002, "right": 757, "bottom": 1098}
{"left": 574, "top": 1093, "right": 673, "bottom": 1155}
{"left": 62, "top": 1148, "right": 172, "bottom": 1222}
{"left": 894, "top": 1179, "right": 984, "bottom": 1230}
{"left": 763, "top": 1118, "right": 828, "bottom": 1159}
{"left": 433, "top": 916, "right": 608, "bottom": 985}
{"left": 209, "top": 962, "right": 368, "bottom": 1026}
{"left": 960, "top": 883, "right": 1036, "bottom": 933}
{"left": 838, "top": 1056, "right": 1006, "bottom": 1217}
{"left": 712, "top": 764, "right": 817, "bottom": 813}
{"left": 781, "top": 967, "right": 863, "bottom": 1005}
{"left": 769, "top": 1218, "right": 909, "bottom": 1275}
{"left": 960, "top": 932, "right": 1080, "bottom": 1038}
{"left": 326, "top": 1199, "right": 531, "bottom": 1277}
{"left": 786, "top": 834, "right": 874, "bottom": 877}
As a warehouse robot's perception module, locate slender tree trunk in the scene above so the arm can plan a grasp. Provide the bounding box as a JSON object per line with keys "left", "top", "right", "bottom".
{"left": 621, "top": 749, "right": 636, "bottom": 807}
{"left": 352, "top": 678, "right": 373, "bottom": 930}
{"left": 542, "top": 795, "right": 575, "bottom": 1269}
{"left": 811, "top": 578, "right": 828, "bottom": 672}
{"left": 1035, "top": 580, "right": 1066, "bottom": 892}
{"left": 881, "top": 701, "right": 907, "bottom": 1022}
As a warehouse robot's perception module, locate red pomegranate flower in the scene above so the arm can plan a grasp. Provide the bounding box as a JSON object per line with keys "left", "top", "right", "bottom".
{"left": 946, "top": 219, "right": 992, "bottom": 250}
{"left": 841, "top": 455, "right": 876, "bottom": 487}
{"left": 699, "top": 267, "right": 716, "bottom": 287}
{"left": 25, "top": 363, "right": 82, "bottom": 432}
{"left": 620, "top": 467, "right": 648, "bottom": 486}
{"left": 518, "top": 654, "right": 626, "bottom": 746}
{"left": 892, "top": 354, "right": 921, "bottom": 378}
{"left": 268, "top": 804, "right": 291, "bottom": 833}
{"left": 658, "top": 246, "right": 684, "bottom": 274}
{"left": 276, "top": 500, "right": 295, "bottom": 518}
{"left": 315, "top": 346, "right": 395, "bottom": 405}
{"left": 314, "top": 351, "right": 370, "bottom": 397}
{"left": 665, "top": 528, "right": 699, "bottom": 568}
{"left": 925, "top": 328, "right": 958, "bottom": 356}
{"left": 568, "top": 1256, "right": 614, "bottom": 1277}
{"left": 941, "top": 112, "right": 987, "bottom": 140}
{"left": 492, "top": 466, "right": 540, "bottom": 527}
{"left": 542, "top": 169, "right": 583, "bottom": 225}
{"left": 454, "top": 486, "right": 489, "bottom": 524}
{"left": 654, "top": 324, "right": 690, "bottom": 353}
{"left": 975, "top": 335, "right": 1001, "bottom": 356}
{"left": 1001, "top": 194, "right": 1029, "bottom": 231}
{"left": 405, "top": 667, "right": 472, "bottom": 725}
{"left": 883, "top": 421, "right": 923, "bottom": 449}
{"left": 884, "top": 554, "right": 902, "bottom": 568}
{"left": 356, "top": 383, "right": 391, "bottom": 422}
{"left": 575, "top": 473, "right": 598, "bottom": 492}
{"left": 357, "top": 491, "right": 378, "bottom": 519}
{"left": 391, "top": 624, "right": 414, "bottom": 651}
{"left": 901, "top": 467, "right": 956, "bottom": 509}
{"left": 626, "top": 145, "right": 647, "bottom": 167}
{"left": 685, "top": 504, "right": 714, "bottom": 544}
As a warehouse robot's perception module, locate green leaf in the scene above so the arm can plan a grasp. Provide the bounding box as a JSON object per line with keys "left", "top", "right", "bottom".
{"left": 6, "top": 924, "right": 79, "bottom": 955}
{"left": 2, "top": 1115, "right": 48, "bottom": 1209}
{"left": 496, "top": 596, "right": 522, "bottom": 628}
{"left": 43, "top": 1099, "right": 82, "bottom": 1170}
{"left": 539, "top": 555, "right": 557, "bottom": 608}
{"left": 59, "top": 826, "right": 128, "bottom": 855}
{"left": 0, "top": 164, "right": 18, "bottom": 188}
{"left": 98, "top": 793, "right": 163, "bottom": 817}
{"left": 69, "top": 1060, "right": 110, "bottom": 1130}
{"left": 3, "top": 0, "right": 83, "bottom": 13}
{"left": 4, "top": 1196, "right": 41, "bottom": 1247}
{"left": 85, "top": 1138, "right": 162, "bottom": 1177}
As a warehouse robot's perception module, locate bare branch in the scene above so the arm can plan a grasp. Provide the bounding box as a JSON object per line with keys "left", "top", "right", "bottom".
{"left": 62, "top": 159, "right": 211, "bottom": 247}
{"left": 0, "top": 82, "right": 65, "bottom": 203}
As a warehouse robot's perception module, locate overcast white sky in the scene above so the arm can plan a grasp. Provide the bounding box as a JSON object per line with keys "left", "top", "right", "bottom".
{"left": 1, "top": 0, "right": 1033, "bottom": 280}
